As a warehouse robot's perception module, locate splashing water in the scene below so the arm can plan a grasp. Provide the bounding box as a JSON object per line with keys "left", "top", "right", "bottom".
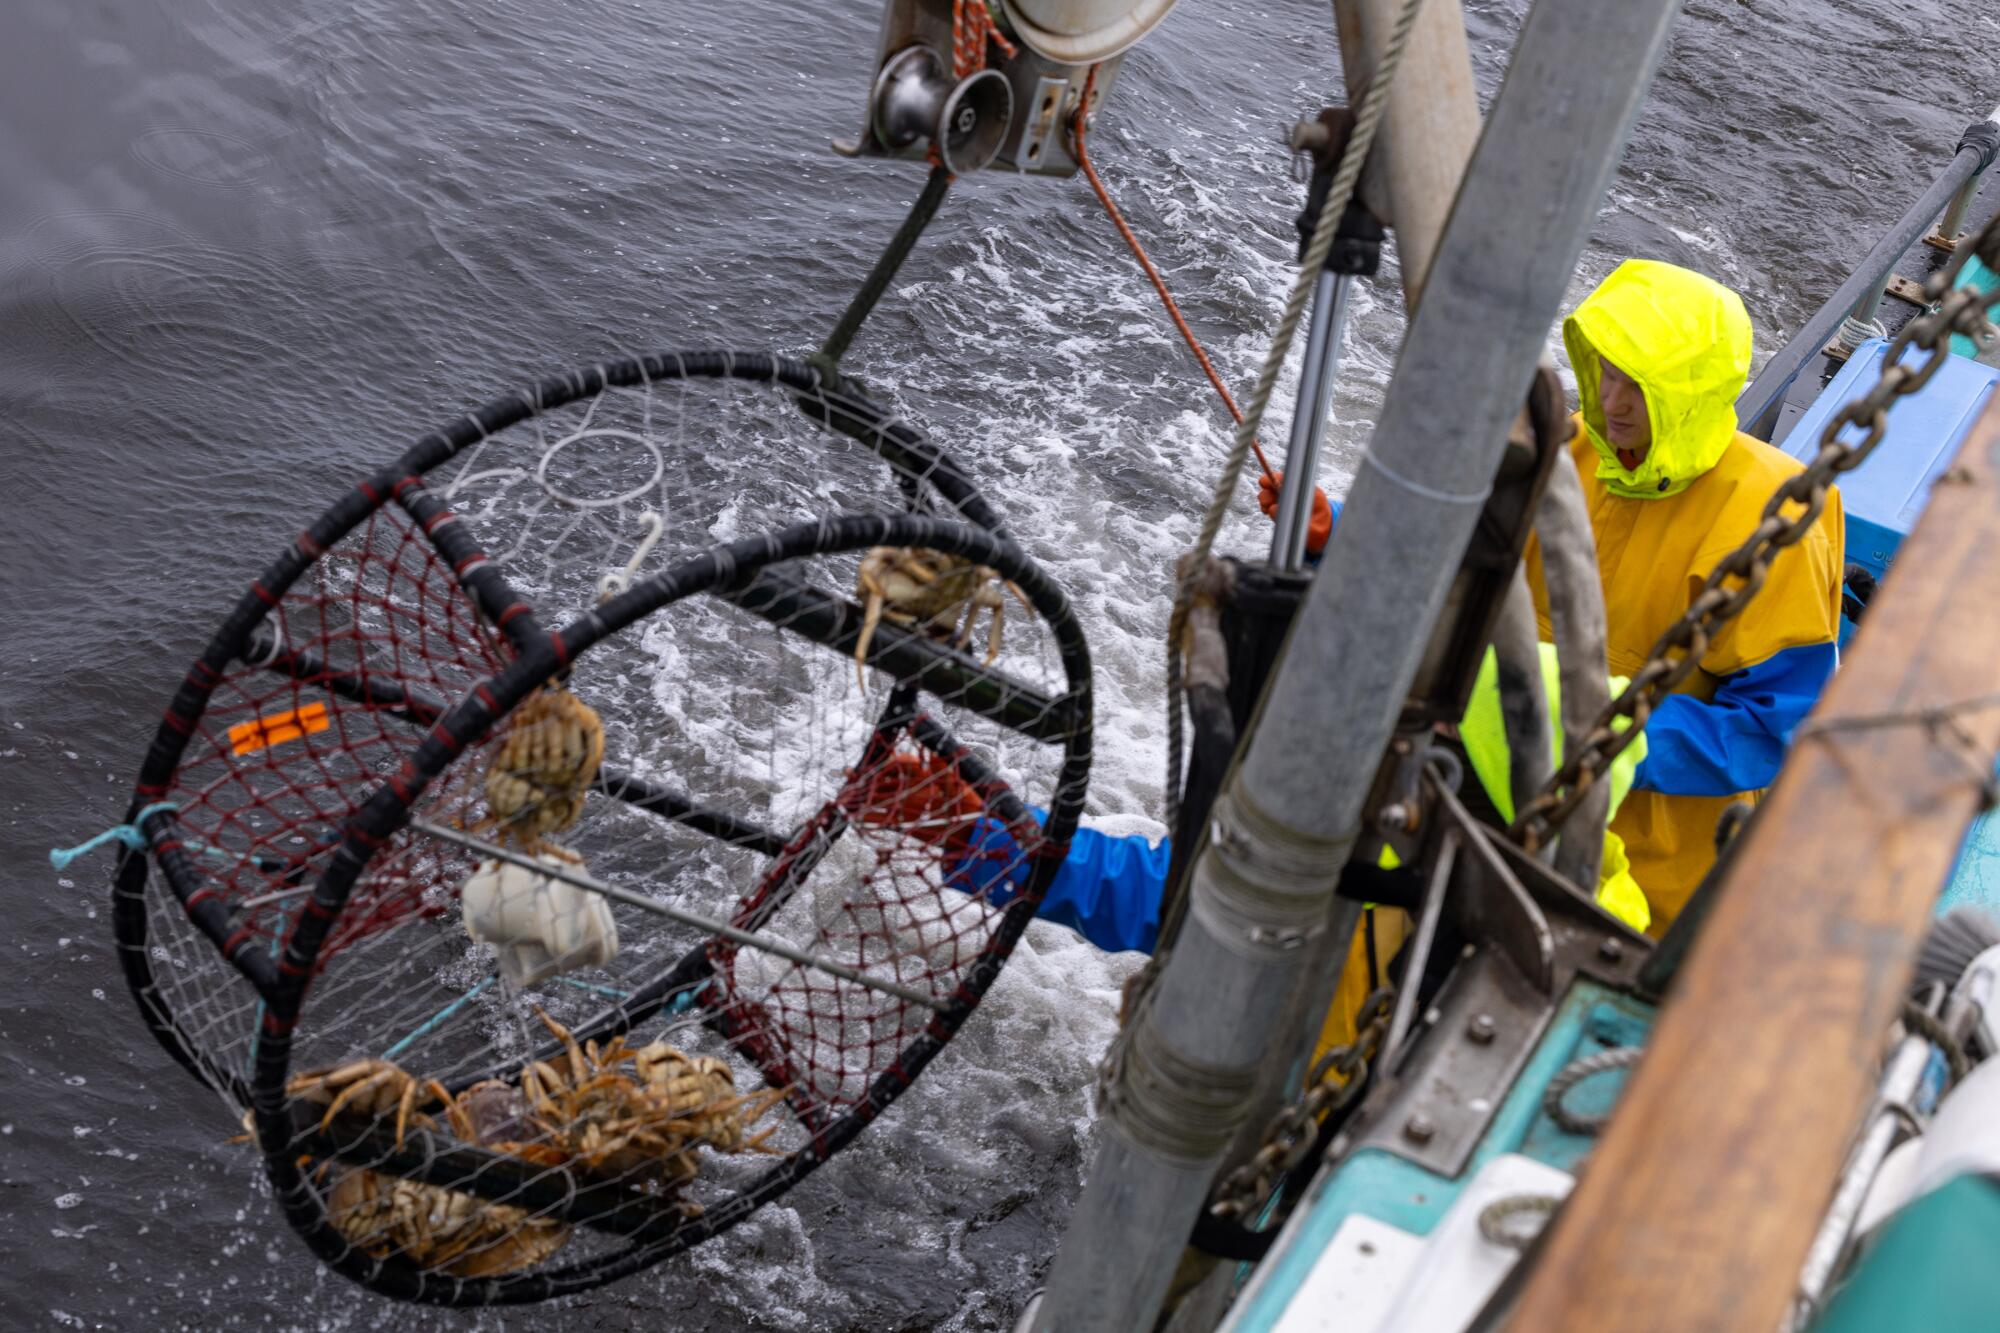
{"left": 2, "top": 0, "right": 1997, "bottom": 1326}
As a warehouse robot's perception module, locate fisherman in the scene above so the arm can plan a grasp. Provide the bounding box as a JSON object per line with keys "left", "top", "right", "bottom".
{"left": 865, "top": 260, "right": 1830, "bottom": 1042}
{"left": 1527, "top": 259, "right": 1845, "bottom": 929}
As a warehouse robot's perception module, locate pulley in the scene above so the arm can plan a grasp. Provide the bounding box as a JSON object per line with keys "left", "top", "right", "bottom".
{"left": 998, "top": 0, "right": 1180, "bottom": 64}
{"left": 835, "top": 0, "right": 1179, "bottom": 176}
{"left": 870, "top": 46, "right": 1014, "bottom": 174}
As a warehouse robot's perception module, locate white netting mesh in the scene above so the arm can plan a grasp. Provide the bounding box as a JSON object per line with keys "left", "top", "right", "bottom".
{"left": 120, "top": 359, "right": 1087, "bottom": 1297}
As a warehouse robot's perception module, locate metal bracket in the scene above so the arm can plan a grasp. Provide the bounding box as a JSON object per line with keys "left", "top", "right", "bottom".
{"left": 1290, "top": 108, "right": 1387, "bottom": 276}
{"left": 1337, "top": 775, "right": 1653, "bottom": 1178}
{"left": 1433, "top": 774, "right": 1554, "bottom": 994}
{"left": 1885, "top": 273, "right": 1931, "bottom": 309}
{"left": 1358, "top": 944, "right": 1555, "bottom": 1177}
{"left": 837, "top": 0, "right": 1127, "bottom": 177}
{"left": 1486, "top": 833, "right": 1649, "bottom": 987}
{"left": 1358, "top": 733, "right": 1437, "bottom": 866}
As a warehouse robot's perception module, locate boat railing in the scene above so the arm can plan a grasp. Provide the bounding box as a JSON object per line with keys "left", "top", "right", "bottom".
{"left": 1737, "top": 103, "right": 2000, "bottom": 440}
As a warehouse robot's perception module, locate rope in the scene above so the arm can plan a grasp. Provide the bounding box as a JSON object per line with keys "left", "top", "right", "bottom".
{"left": 555, "top": 977, "right": 632, "bottom": 1001}
{"left": 814, "top": 165, "right": 956, "bottom": 382}
{"left": 383, "top": 974, "right": 497, "bottom": 1060}
{"left": 1543, "top": 1044, "right": 1643, "bottom": 1135}
{"left": 1159, "top": 0, "right": 1429, "bottom": 832}
{"left": 1071, "top": 64, "right": 1277, "bottom": 483}
{"left": 49, "top": 801, "right": 181, "bottom": 870}
{"left": 1836, "top": 313, "right": 1888, "bottom": 353}
{"left": 952, "top": 0, "right": 1015, "bottom": 78}
{"left": 1478, "top": 1192, "right": 1560, "bottom": 1250}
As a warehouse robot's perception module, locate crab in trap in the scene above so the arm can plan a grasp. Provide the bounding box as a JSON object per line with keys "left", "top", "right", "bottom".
{"left": 459, "top": 684, "right": 623, "bottom": 986}
{"left": 479, "top": 684, "right": 606, "bottom": 850}
{"left": 852, "top": 546, "right": 1030, "bottom": 686}
{"left": 279, "top": 1011, "right": 787, "bottom": 1277}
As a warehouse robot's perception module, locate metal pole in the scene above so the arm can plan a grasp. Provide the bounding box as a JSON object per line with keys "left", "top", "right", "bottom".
{"left": 1030, "top": 0, "right": 1683, "bottom": 1325}
{"left": 1847, "top": 269, "right": 1893, "bottom": 332}
{"left": 1331, "top": 0, "right": 1482, "bottom": 303}
{"left": 1934, "top": 104, "right": 2000, "bottom": 246}
{"left": 407, "top": 818, "right": 946, "bottom": 1011}
{"left": 1786, "top": 1027, "right": 1933, "bottom": 1327}
{"left": 1936, "top": 173, "right": 1982, "bottom": 247}
{"left": 1270, "top": 270, "right": 1351, "bottom": 570}
{"left": 1738, "top": 103, "right": 2000, "bottom": 435}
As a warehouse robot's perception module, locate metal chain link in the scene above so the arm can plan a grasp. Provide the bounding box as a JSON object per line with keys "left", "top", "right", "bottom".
{"left": 1478, "top": 1191, "right": 1561, "bottom": 1250}
{"left": 1511, "top": 217, "right": 2000, "bottom": 851}
{"left": 1207, "top": 987, "right": 1395, "bottom": 1221}
{"left": 1901, "top": 998, "right": 1972, "bottom": 1085}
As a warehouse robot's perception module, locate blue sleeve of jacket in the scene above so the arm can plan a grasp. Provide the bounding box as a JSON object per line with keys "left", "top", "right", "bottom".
{"left": 947, "top": 809, "right": 1169, "bottom": 955}
{"left": 1632, "top": 642, "right": 1837, "bottom": 796}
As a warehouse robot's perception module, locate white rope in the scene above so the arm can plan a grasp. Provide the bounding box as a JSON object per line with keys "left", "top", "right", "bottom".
{"left": 1163, "top": 0, "right": 1435, "bottom": 829}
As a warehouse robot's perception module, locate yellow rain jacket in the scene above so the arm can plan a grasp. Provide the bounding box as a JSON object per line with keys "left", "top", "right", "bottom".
{"left": 1527, "top": 260, "right": 1845, "bottom": 930}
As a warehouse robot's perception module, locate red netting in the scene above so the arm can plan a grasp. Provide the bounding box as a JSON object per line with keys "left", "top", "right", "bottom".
{"left": 708, "top": 733, "right": 1049, "bottom": 1117}
{"left": 164, "top": 504, "right": 513, "bottom": 964}
{"left": 113, "top": 358, "right": 1096, "bottom": 1309}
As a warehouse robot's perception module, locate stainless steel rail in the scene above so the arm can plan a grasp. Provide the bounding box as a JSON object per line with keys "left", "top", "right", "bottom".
{"left": 1737, "top": 105, "right": 2000, "bottom": 439}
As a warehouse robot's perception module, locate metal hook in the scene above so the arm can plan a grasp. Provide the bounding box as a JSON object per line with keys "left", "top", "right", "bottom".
{"left": 596, "top": 511, "right": 664, "bottom": 602}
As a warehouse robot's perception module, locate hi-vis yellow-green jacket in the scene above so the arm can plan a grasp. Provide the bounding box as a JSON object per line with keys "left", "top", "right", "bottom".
{"left": 1460, "top": 643, "right": 1650, "bottom": 932}
{"left": 1528, "top": 260, "right": 1845, "bottom": 931}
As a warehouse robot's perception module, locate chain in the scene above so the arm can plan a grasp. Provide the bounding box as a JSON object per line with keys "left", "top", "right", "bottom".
{"left": 1207, "top": 987, "right": 1394, "bottom": 1221}
{"left": 1901, "top": 998, "right": 1972, "bottom": 1085}
{"left": 1510, "top": 216, "right": 2000, "bottom": 851}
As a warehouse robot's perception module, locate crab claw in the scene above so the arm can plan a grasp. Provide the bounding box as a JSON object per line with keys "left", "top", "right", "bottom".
{"left": 854, "top": 590, "right": 886, "bottom": 690}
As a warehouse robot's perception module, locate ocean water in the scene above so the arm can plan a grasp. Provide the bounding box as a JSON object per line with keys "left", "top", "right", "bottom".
{"left": 1, "top": 0, "right": 1996, "bottom": 1327}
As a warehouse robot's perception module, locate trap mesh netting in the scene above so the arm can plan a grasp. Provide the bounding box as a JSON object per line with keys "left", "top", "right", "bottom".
{"left": 110, "top": 352, "right": 1092, "bottom": 1304}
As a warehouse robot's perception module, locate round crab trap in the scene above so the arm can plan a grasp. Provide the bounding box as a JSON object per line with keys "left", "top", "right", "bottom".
{"left": 110, "top": 351, "right": 1092, "bottom": 1304}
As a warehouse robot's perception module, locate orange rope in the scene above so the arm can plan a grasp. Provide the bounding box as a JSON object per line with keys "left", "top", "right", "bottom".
{"left": 953, "top": 0, "right": 1017, "bottom": 79}
{"left": 1071, "top": 64, "right": 1276, "bottom": 482}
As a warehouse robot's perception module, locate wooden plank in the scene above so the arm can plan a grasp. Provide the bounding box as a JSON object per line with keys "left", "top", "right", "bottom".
{"left": 1508, "top": 393, "right": 2000, "bottom": 1330}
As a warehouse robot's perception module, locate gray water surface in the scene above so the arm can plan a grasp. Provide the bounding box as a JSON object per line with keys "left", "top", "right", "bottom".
{"left": 2, "top": 0, "right": 1996, "bottom": 1328}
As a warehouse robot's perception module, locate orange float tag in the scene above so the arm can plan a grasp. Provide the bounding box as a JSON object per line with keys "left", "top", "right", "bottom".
{"left": 228, "top": 701, "right": 331, "bottom": 756}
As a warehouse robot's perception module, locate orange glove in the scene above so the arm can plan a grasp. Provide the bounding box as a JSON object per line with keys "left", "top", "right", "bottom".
{"left": 842, "top": 752, "right": 985, "bottom": 844}
{"left": 1257, "top": 471, "right": 1333, "bottom": 557}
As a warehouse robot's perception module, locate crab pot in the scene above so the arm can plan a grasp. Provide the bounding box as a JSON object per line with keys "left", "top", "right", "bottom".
{"left": 111, "top": 351, "right": 1093, "bottom": 1304}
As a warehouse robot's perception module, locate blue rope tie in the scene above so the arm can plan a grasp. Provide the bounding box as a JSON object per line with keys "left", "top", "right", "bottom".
{"left": 663, "top": 981, "right": 707, "bottom": 1017}
{"left": 49, "top": 802, "right": 180, "bottom": 871}
{"left": 384, "top": 976, "right": 498, "bottom": 1060}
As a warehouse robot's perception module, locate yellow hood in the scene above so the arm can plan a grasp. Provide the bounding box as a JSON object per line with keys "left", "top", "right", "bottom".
{"left": 1563, "top": 259, "right": 1754, "bottom": 498}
